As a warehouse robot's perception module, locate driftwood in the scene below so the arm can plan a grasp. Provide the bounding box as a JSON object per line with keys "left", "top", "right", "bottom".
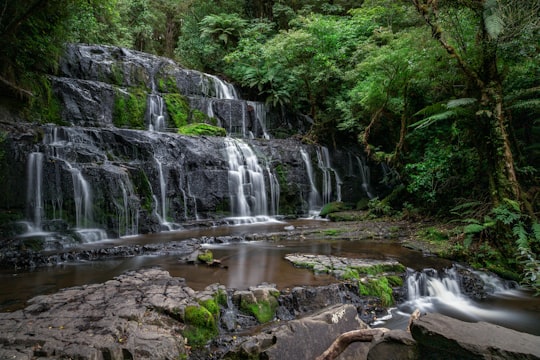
{"left": 315, "top": 328, "right": 390, "bottom": 360}
{"left": 316, "top": 309, "right": 421, "bottom": 360}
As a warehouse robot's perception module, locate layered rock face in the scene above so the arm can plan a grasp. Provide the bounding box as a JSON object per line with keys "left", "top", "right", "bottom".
{"left": 0, "top": 44, "right": 377, "bottom": 242}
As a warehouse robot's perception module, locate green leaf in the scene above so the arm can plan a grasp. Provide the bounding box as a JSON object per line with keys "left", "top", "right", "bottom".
{"left": 446, "top": 98, "right": 477, "bottom": 108}
{"left": 464, "top": 223, "right": 485, "bottom": 234}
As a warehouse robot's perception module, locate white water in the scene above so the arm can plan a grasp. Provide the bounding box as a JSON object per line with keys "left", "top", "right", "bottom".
{"left": 316, "top": 146, "right": 341, "bottom": 203}
{"left": 300, "top": 148, "right": 322, "bottom": 215}
{"left": 225, "top": 138, "right": 276, "bottom": 223}
{"left": 354, "top": 155, "right": 374, "bottom": 199}
{"left": 69, "top": 165, "right": 92, "bottom": 229}
{"left": 148, "top": 94, "right": 166, "bottom": 132}
{"left": 247, "top": 101, "right": 270, "bottom": 140}
{"left": 201, "top": 73, "right": 239, "bottom": 100}
{"left": 381, "top": 266, "right": 537, "bottom": 332}
{"left": 26, "top": 152, "right": 44, "bottom": 231}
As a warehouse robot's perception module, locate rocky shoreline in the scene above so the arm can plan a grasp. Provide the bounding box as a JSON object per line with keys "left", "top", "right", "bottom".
{"left": 1, "top": 267, "right": 539, "bottom": 360}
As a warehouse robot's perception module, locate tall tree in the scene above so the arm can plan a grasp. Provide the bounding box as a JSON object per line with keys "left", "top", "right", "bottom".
{"left": 411, "top": 0, "right": 539, "bottom": 211}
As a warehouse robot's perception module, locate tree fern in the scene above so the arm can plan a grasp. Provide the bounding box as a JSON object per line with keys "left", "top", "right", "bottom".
{"left": 483, "top": 0, "right": 505, "bottom": 40}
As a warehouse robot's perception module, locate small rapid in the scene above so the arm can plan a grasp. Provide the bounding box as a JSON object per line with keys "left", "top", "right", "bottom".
{"left": 381, "top": 265, "right": 540, "bottom": 335}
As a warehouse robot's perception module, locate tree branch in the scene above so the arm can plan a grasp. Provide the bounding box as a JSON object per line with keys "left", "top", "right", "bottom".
{"left": 315, "top": 328, "right": 390, "bottom": 360}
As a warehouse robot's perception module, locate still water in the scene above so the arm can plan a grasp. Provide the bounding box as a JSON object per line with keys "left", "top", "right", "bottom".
{"left": 1, "top": 220, "right": 539, "bottom": 335}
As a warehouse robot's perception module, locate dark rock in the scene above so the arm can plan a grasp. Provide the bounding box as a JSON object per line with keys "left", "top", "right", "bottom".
{"left": 368, "top": 330, "right": 418, "bottom": 360}
{"left": 224, "top": 304, "right": 371, "bottom": 360}
{"left": 410, "top": 313, "right": 540, "bottom": 359}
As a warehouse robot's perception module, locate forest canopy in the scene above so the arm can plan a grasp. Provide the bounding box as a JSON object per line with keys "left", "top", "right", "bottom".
{"left": 0, "top": 0, "right": 539, "bottom": 290}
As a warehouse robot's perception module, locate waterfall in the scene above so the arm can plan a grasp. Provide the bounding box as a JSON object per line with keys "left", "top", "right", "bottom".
{"left": 115, "top": 176, "right": 138, "bottom": 237}
{"left": 391, "top": 266, "right": 519, "bottom": 325}
{"left": 247, "top": 101, "right": 270, "bottom": 140}
{"left": 300, "top": 148, "right": 322, "bottom": 214}
{"left": 316, "top": 146, "right": 341, "bottom": 203}
{"left": 148, "top": 94, "right": 166, "bottom": 132}
{"left": 152, "top": 156, "right": 178, "bottom": 231}
{"left": 225, "top": 138, "right": 272, "bottom": 222}
{"left": 201, "top": 73, "right": 239, "bottom": 100}
{"left": 26, "top": 152, "right": 44, "bottom": 231}
{"left": 355, "top": 155, "right": 374, "bottom": 199}
{"left": 68, "top": 165, "right": 92, "bottom": 229}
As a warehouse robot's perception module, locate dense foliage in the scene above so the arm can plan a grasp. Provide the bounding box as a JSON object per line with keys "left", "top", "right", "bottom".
{"left": 1, "top": 0, "right": 538, "bottom": 289}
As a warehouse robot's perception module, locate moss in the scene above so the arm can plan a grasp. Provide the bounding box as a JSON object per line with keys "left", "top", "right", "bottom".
{"left": 28, "top": 76, "right": 64, "bottom": 125}
{"left": 197, "top": 249, "right": 214, "bottom": 263}
{"left": 199, "top": 298, "right": 219, "bottom": 317}
{"left": 131, "top": 169, "right": 153, "bottom": 213}
{"left": 328, "top": 211, "right": 366, "bottom": 222}
{"left": 358, "top": 276, "right": 394, "bottom": 307}
{"left": 243, "top": 298, "right": 277, "bottom": 324}
{"left": 342, "top": 267, "right": 360, "bottom": 281}
{"left": 354, "top": 263, "right": 406, "bottom": 276}
{"left": 192, "top": 109, "right": 214, "bottom": 125}
{"left": 319, "top": 201, "right": 350, "bottom": 217}
{"left": 214, "top": 289, "right": 228, "bottom": 306}
{"left": 113, "top": 87, "right": 146, "bottom": 129}
{"left": 178, "top": 123, "right": 226, "bottom": 137}
{"left": 183, "top": 305, "right": 218, "bottom": 347}
{"left": 321, "top": 228, "right": 345, "bottom": 236}
{"left": 163, "top": 93, "right": 190, "bottom": 128}
{"left": 386, "top": 275, "right": 404, "bottom": 287}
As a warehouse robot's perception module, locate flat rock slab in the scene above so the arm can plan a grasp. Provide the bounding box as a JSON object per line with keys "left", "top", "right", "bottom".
{"left": 0, "top": 268, "right": 190, "bottom": 360}
{"left": 411, "top": 313, "right": 540, "bottom": 359}
{"left": 285, "top": 253, "right": 404, "bottom": 278}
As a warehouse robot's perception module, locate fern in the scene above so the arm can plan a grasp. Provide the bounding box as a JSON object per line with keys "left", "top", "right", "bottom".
{"left": 447, "top": 98, "right": 477, "bottom": 108}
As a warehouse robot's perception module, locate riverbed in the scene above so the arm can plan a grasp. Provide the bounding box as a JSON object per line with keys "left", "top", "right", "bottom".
{"left": 1, "top": 219, "right": 539, "bottom": 336}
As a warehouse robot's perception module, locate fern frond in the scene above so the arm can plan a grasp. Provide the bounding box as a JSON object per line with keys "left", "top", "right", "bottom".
{"left": 512, "top": 222, "right": 529, "bottom": 249}
{"left": 532, "top": 221, "right": 540, "bottom": 243}
{"left": 464, "top": 223, "right": 485, "bottom": 234}
{"left": 409, "top": 110, "right": 457, "bottom": 130}
{"left": 507, "top": 99, "right": 540, "bottom": 112}
{"left": 447, "top": 98, "right": 477, "bottom": 108}
{"left": 483, "top": 0, "right": 504, "bottom": 39}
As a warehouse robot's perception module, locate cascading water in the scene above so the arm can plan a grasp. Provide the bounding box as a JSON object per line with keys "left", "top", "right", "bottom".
{"left": 381, "top": 265, "right": 539, "bottom": 334}
{"left": 300, "top": 148, "right": 322, "bottom": 215}
{"left": 148, "top": 94, "right": 166, "bottom": 132}
{"left": 355, "top": 155, "right": 374, "bottom": 199}
{"left": 69, "top": 165, "right": 92, "bottom": 229}
{"left": 26, "top": 152, "right": 44, "bottom": 232}
{"left": 225, "top": 138, "right": 275, "bottom": 223}
{"left": 201, "top": 73, "right": 238, "bottom": 100}
{"left": 247, "top": 101, "right": 270, "bottom": 140}
{"left": 316, "top": 146, "right": 341, "bottom": 203}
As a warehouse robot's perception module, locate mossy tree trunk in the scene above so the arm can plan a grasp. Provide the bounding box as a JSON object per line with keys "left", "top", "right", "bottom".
{"left": 411, "top": 0, "right": 522, "bottom": 209}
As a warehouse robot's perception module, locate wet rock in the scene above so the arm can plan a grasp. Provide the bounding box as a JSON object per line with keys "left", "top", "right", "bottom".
{"left": 0, "top": 268, "right": 189, "bottom": 360}
{"left": 367, "top": 330, "right": 418, "bottom": 360}
{"left": 410, "top": 313, "right": 540, "bottom": 359}
{"left": 224, "top": 304, "right": 371, "bottom": 360}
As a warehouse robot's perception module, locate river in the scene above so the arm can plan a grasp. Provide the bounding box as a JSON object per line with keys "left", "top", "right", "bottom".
{"left": 1, "top": 219, "right": 539, "bottom": 336}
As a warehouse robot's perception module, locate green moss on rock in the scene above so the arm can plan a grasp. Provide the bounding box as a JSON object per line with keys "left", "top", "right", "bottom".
{"left": 320, "top": 202, "right": 350, "bottom": 217}
{"left": 183, "top": 305, "right": 218, "bottom": 347}
{"left": 197, "top": 249, "right": 214, "bottom": 263}
{"left": 163, "top": 93, "right": 189, "bottom": 128}
{"left": 112, "top": 87, "right": 146, "bottom": 129}
{"left": 178, "top": 123, "right": 226, "bottom": 137}
{"left": 358, "top": 276, "right": 394, "bottom": 307}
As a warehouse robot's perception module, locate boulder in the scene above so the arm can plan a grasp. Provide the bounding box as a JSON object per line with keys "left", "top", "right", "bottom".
{"left": 410, "top": 313, "right": 540, "bottom": 359}
{"left": 367, "top": 330, "right": 418, "bottom": 360}
{"left": 227, "top": 304, "right": 371, "bottom": 360}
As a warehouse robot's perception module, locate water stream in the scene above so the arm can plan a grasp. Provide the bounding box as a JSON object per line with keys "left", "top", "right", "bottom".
{"left": 1, "top": 220, "right": 539, "bottom": 336}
